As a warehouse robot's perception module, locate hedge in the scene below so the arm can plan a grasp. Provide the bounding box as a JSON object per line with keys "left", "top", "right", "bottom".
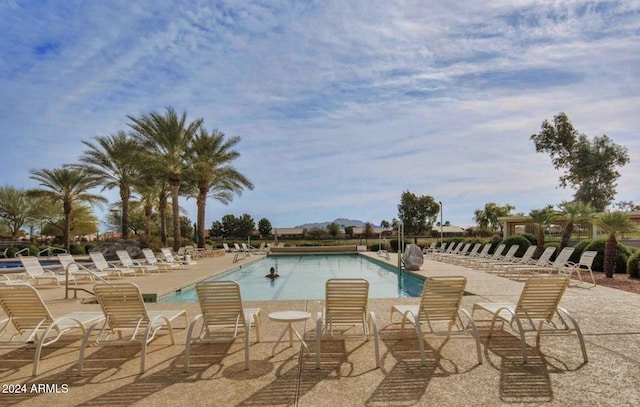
{"left": 628, "top": 250, "right": 640, "bottom": 278}
{"left": 568, "top": 239, "right": 592, "bottom": 263}
{"left": 500, "top": 235, "right": 531, "bottom": 257}
{"left": 583, "top": 238, "right": 631, "bottom": 274}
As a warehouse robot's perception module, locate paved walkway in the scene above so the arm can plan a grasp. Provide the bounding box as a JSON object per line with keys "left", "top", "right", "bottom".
{"left": 1, "top": 252, "right": 639, "bottom": 406}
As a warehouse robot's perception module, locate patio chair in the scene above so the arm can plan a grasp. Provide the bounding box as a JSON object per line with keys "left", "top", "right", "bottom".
{"left": 141, "top": 248, "right": 181, "bottom": 271}
{"left": 222, "top": 243, "right": 235, "bottom": 253}
{"left": 508, "top": 247, "right": 574, "bottom": 281}
{"left": 391, "top": 276, "right": 482, "bottom": 365}
{"left": 0, "top": 284, "right": 104, "bottom": 376}
{"left": 472, "top": 276, "right": 588, "bottom": 363}
{"left": 315, "top": 278, "right": 380, "bottom": 369}
{"left": 184, "top": 281, "right": 261, "bottom": 371}
{"left": 487, "top": 245, "right": 537, "bottom": 273}
{"left": 78, "top": 282, "right": 188, "bottom": 375}
{"left": 498, "top": 246, "right": 556, "bottom": 278}
{"left": 89, "top": 252, "right": 136, "bottom": 278}
{"left": 57, "top": 254, "right": 109, "bottom": 282}
{"left": 457, "top": 243, "right": 492, "bottom": 266}
{"left": 558, "top": 250, "right": 598, "bottom": 288}
{"left": 466, "top": 244, "right": 508, "bottom": 269}
{"left": 160, "top": 248, "right": 187, "bottom": 268}
{"left": 116, "top": 250, "right": 159, "bottom": 274}
{"left": 19, "top": 256, "right": 76, "bottom": 287}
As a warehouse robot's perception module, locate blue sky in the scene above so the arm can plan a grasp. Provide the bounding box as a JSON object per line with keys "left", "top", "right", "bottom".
{"left": 1, "top": 0, "right": 639, "bottom": 230}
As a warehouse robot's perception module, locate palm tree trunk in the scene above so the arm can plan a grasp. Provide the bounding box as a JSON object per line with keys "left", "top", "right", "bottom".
{"left": 120, "top": 188, "right": 130, "bottom": 239}
{"left": 604, "top": 234, "right": 617, "bottom": 278}
{"left": 560, "top": 221, "right": 573, "bottom": 251}
{"left": 197, "top": 190, "right": 206, "bottom": 249}
{"left": 158, "top": 194, "right": 167, "bottom": 246}
{"left": 534, "top": 227, "right": 545, "bottom": 258}
{"left": 171, "top": 184, "right": 181, "bottom": 252}
{"left": 63, "top": 200, "right": 72, "bottom": 252}
{"left": 144, "top": 200, "right": 152, "bottom": 239}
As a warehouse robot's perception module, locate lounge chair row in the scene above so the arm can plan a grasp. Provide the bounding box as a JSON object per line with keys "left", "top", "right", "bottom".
{"left": 427, "top": 242, "right": 597, "bottom": 288}
{"left": 0, "top": 275, "right": 587, "bottom": 377}
{"left": 0, "top": 249, "right": 190, "bottom": 287}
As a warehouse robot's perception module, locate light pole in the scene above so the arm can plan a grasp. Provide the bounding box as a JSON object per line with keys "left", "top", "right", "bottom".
{"left": 438, "top": 201, "right": 443, "bottom": 246}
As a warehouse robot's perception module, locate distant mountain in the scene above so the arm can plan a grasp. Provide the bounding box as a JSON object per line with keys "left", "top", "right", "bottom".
{"left": 295, "top": 218, "right": 377, "bottom": 229}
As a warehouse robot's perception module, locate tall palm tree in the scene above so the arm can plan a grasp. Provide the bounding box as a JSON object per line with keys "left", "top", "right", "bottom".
{"left": 555, "top": 200, "right": 595, "bottom": 250}
{"left": 28, "top": 168, "right": 106, "bottom": 252}
{"left": 71, "top": 131, "right": 141, "bottom": 239}
{"left": 593, "top": 212, "right": 637, "bottom": 278}
{"left": 184, "top": 128, "right": 254, "bottom": 248}
{"left": 128, "top": 107, "right": 203, "bottom": 251}
{"left": 529, "top": 205, "right": 555, "bottom": 258}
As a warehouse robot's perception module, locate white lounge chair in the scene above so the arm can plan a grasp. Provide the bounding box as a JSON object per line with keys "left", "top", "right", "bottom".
{"left": 141, "top": 248, "right": 181, "bottom": 271}
{"left": 508, "top": 247, "right": 574, "bottom": 281}
{"left": 184, "top": 281, "right": 261, "bottom": 371}
{"left": 89, "top": 252, "right": 136, "bottom": 278}
{"left": 560, "top": 250, "right": 597, "bottom": 288}
{"left": 498, "top": 246, "right": 556, "bottom": 278}
{"left": 160, "top": 248, "right": 188, "bottom": 268}
{"left": 116, "top": 250, "right": 159, "bottom": 273}
{"left": 19, "top": 256, "right": 76, "bottom": 287}
{"left": 487, "top": 245, "right": 537, "bottom": 273}
{"left": 315, "top": 279, "right": 380, "bottom": 369}
{"left": 391, "top": 276, "right": 482, "bottom": 365}
{"left": 0, "top": 284, "right": 104, "bottom": 376}
{"left": 473, "top": 276, "right": 588, "bottom": 363}
{"left": 78, "top": 282, "right": 188, "bottom": 375}
{"left": 57, "top": 254, "right": 109, "bottom": 281}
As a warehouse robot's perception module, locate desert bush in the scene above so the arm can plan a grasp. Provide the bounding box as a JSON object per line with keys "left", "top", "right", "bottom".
{"left": 389, "top": 239, "right": 413, "bottom": 252}
{"left": 369, "top": 243, "right": 386, "bottom": 251}
{"left": 500, "top": 235, "right": 530, "bottom": 257}
{"left": 568, "top": 239, "right": 592, "bottom": 263}
{"left": 5, "top": 246, "right": 17, "bottom": 258}
{"left": 27, "top": 244, "right": 40, "bottom": 256}
{"left": 518, "top": 233, "right": 537, "bottom": 246}
{"left": 583, "top": 238, "right": 631, "bottom": 274}
{"left": 69, "top": 244, "right": 85, "bottom": 255}
{"left": 489, "top": 235, "right": 503, "bottom": 254}
{"left": 627, "top": 250, "right": 640, "bottom": 278}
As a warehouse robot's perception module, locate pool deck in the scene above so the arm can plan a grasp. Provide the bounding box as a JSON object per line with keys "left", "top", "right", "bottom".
{"left": 1, "top": 252, "right": 639, "bottom": 406}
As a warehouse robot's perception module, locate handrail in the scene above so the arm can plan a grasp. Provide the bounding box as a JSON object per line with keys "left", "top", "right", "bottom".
{"left": 38, "top": 246, "right": 67, "bottom": 256}
{"left": 15, "top": 247, "right": 30, "bottom": 257}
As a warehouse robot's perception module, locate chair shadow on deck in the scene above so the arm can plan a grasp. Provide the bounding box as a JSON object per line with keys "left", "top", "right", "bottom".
{"left": 477, "top": 325, "right": 555, "bottom": 403}
{"left": 366, "top": 324, "right": 473, "bottom": 407}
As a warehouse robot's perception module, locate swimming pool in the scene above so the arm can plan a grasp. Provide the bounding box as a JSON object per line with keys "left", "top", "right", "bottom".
{"left": 161, "top": 254, "right": 424, "bottom": 302}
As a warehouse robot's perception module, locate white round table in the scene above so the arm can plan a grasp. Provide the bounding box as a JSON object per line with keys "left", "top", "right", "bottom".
{"left": 268, "top": 311, "right": 311, "bottom": 352}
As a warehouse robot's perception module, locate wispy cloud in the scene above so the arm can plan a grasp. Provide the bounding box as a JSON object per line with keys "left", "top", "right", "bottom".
{"left": 1, "top": 0, "right": 638, "bottom": 228}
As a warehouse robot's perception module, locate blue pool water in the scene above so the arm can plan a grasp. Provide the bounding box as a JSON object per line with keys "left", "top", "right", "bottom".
{"left": 161, "top": 254, "right": 424, "bottom": 302}
{"left": 0, "top": 260, "right": 60, "bottom": 269}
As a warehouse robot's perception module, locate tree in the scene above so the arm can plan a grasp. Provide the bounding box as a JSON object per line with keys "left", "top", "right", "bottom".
{"left": 72, "top": 131, "right": 140, "bottom": 239}
{"left": 593, "top": 212, "right": 637, "bottom": 278}
{"left": 615, "top": 201, "right": 640, "bottom": 212}
{"left": 236, "top": 214, "right": 255, "bottom": 239}
{"left": 473, "top": 202, "right": 515, "bottom": 233}
{"left": 258, "top": 218, "right": 272, "bottom": 238}
{"left": 397, "top": 191, "right": 440, "bottom": 242}
{"left": 530, "top": 112, "right": 629, "bottom": 211}
{"left": 184, "top": 128, "right": 253, "bottom": 248}
{"left": 41, "top": 204, "right": 99, "bottom": 241}
{"left": 28, "top": 168, "right": 106, "bottom": 252}
{"left": 179, "top": 216, "right": 194, "bottom": 241}
{"left": 128, "top": 107, "right": 203, "bottom": 251}
{"left": 554, "top": 200, "right": 595, "bottom": 250}
{"left": 327, "top": 222, "right": 340, "bottom": 242}
{"left": 380, "top": 220, "right": 390, "bottom": 231}
{"left": 362, "top": 222, "right": 374, "bottom": 245}
{"left": 209, "top": 220, "right": 223, "bottom": 238}
{"left": 529, "top": 205, "right": 555, "bottom": 258}
{"left": 0, "top": 186, "right": 39, "bottom": 239}
{"left": 307, "top": 227, "right": 324, "bottom": 240}
{"left": 344, "top": 226, "right": 354, "bottom": 238}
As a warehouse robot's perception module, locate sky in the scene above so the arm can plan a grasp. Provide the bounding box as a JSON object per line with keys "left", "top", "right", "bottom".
{"left": 1, "top": 0, "right": 639, "bottom": 231}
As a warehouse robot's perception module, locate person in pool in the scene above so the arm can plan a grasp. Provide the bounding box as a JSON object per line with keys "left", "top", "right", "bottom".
{"left": 265, "top": 267, "right": 280, "bottom": 279}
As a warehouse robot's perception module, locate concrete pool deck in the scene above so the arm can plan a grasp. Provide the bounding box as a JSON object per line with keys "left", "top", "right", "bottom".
{"left": 1, "top": 252, "right": 639, "bottom": 406}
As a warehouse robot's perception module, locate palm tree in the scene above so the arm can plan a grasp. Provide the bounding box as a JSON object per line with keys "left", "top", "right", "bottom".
{"left": 555, "top": 200, "right": 595, "bottom": 251}
{"left": 529, "top": 205, "right": 555, "bottom": 258}
{"left": 184, "top": 128, "right": 254, "bottom": 248}
{"left": 593, "top": 212, "right": 637, "bottom": 278}
{"left": 71, "top": 131, "right": 141, "bottom": 239}
{"left": 28, "top": 168, "right": 106, "bottom": 252}
{"left": 128, "top": 107, "right": 203, "bottom": 251}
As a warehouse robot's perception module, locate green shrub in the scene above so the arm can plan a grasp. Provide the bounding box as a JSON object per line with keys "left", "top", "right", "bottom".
{"left": 5, "top": 246, "right": 17, "bottom": 258}
{"left": 27, "top": 244, "right": 40, "bottom": 256}
{"left": 518, "top": 233, "right": 537, "bottom": 246}
{"left": 389, "top": 239, "right": 412, "bottom": 252}
{"left": 69, "top": 244, "right": 85, "bottom": 255}
{"left": 369, "top": 243, "right": 385, "bottom": 251}
{"left": 569, "top": 239, "right": 592, "bottom": 263}
{"left": 84, "top": 243, "right": 96, "bottom": 254}
{"left": 583, "top": 238, "right": 631, "bottom": 274}
{"left": 500, "top": 235, "right": 530, "bottom": 257}
{"left": 627, "top": 250, "right": 640, "bottom": 278}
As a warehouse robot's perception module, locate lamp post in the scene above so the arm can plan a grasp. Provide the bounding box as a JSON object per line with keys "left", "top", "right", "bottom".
{"left": 438, "top": 201, "right": 443, "bottom": 246}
